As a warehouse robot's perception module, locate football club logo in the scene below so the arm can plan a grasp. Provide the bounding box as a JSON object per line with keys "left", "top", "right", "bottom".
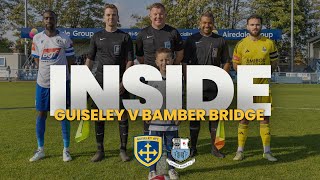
{"left": 167, "top": 138, "right": 195, "bottom": 169}
{"left": 164, "top": 41, "right": 171, "bottom": 49}
{"left": 134, "top": 136, "right": 162, "bottom": 167}
{"left": 114, "top": 45, "right": 121, "bottom": 55}
{"left": 56, "top": 38, "right": 63, "bottom": 45}
{"left": 262, "top": 47, "right": 267, "bottom": 52}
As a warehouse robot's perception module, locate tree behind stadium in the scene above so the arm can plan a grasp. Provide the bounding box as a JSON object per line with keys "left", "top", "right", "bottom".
{"left": 3, "top": 0, "right": 105, "bottom": 53}
{"left": 131, "top": 0, "right": 248, "bottom": 29}
{"left": 250, "top": 0, "right": 320, "bottom": 62}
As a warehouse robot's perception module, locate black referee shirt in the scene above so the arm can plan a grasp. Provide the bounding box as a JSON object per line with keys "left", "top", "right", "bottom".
{"left": 88, "top": 29, "right": 134, "bottom": 84}
{"left": 183, "top": 32, "right": 231, "bottom": 94}
{"left": 135, "top": 25, "right": 184, "bottom": 67}
{"left": 183, "top": 32, "right": 230, "bottom": 66}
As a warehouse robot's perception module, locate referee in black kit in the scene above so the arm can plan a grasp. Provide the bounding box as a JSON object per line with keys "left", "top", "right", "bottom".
{"left": 135, "top": 2, "right": 184, "bottom": 135}
{"left": 183, "top": 12, "right": 231, "bottom": 158}
{"left": 85, "top": 4, "right": 133, "bottom": 162}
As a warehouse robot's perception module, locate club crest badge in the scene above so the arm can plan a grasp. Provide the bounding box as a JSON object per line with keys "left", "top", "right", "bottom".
{"left": 262, "top": 47, "right": 267, "bottom": 52}
{"left": 56, "top": 38, "right": 63, "bottom": 45}
{"left": 167, "top": 138, "right": 195, "bottom": 169}
{"left": 134, "top": 136, "right": 162, "bottom": 167}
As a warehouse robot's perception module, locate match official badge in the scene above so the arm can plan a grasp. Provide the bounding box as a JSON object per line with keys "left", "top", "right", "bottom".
{"left": 212, "top": 48, "right": 218, "bottom": 58}
{"left": 134, "top": 136, "right": 162, "bottom": 167}
{"left": 167, "top": 138, "right": 195, "bottom": 169}
{"left": 114, "top": 45, "right": 121, "bottom": 55}
{"left": 164, "top": 41, "right": 171, "bottom": 49}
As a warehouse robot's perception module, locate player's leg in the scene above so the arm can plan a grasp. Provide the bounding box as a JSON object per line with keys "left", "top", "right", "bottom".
{"left": 140, "top": 78, "right": 150, "bottom": 135}
{"left": 233, "top": 119, "right": 249, "bottom": 161}
{"left": 61, "top": 119, "right": 71, "bottom": 162}
{"left": 166, "top": 131, "right": 179, "bottom": 180}
{"left": 260, "top": 117, "right": 277, "bottom": 161}
{"left": 91, "top": 103, "right": 105, "bottom": 162}
{"left": 209, "top": 121, "right": 225, "bottom": 158}
{"left": 30, "top": 84, "right": 49, "bottom": 162}
{"left": 189, "top": 121, "right": 200, "bottom": 157}
{"left": 30, "top": 111, "right": 47, "bottom": 162}
{"left": 190, "top": 82, "right": 208, "bottom": 157}
{"left": 149, "top": 131, "right": 161, "bottom": 179}
{"left": 257, "top": 91, "right": 277, "bottom": 161}
{"left": 61, "top": 80, "right": 71, "bottom": 162}
{"left": 118, "top": 93, "right": 130, "bottom": 161}
{"left": 144, "top": 121, "right": 150, "bottom": 135}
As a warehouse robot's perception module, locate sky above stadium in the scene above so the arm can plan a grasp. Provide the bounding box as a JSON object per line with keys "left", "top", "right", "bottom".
{"left": 106, "top": 0, "right": 158, "bottom": 27}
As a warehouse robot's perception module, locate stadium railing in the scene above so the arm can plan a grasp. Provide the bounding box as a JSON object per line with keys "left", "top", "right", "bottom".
{"left": 272, "top": 72, "right": 319, "bottom": 84}
{"left": 0, "top": 69, "right": 319, "bottom": 84}
{"left": 0, "top": 69, "right": 38, "bottom": 81}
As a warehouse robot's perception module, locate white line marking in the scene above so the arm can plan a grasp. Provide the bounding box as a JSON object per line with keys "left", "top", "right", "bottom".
{"left": 274, "top": 107, "right": 320, "bottom": 111}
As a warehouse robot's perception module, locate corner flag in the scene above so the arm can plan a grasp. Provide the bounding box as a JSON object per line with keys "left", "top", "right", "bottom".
{"left": 214, "top": 121, "right": 225, "bottom": 150}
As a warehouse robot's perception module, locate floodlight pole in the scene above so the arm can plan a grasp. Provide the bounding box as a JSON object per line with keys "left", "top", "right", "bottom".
{"left": 24, "top": 0, "right": 27, "bottom": 58}
{"left": 290, "top": 0, "right": 294, "bottom": 72}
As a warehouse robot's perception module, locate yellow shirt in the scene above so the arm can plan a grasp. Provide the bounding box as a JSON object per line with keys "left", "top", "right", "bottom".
{"left": 232, "top": 36, "right": 278, "bottom": 84}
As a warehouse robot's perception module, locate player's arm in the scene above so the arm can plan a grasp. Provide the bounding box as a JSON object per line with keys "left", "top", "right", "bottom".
{"left": 173, "top": 29, "right": 184, "bottom": 65}
{"left": 66, "top": 56, "right": 75, "bottom": 73}
{"left": 86, "top": 34, "right": 97, "bottom": 71}
{"left": 135, "top": 32, "right": 144, "bottom": 64}
{"left": 64, "top": 37, "right": 76, "bottom": 72}
{"left": 271, "top": 60, "right": 278, "bottom": 72}
{"left": 223, "top": 62, "right": 231, "bottom": 73}
{"left": 120, "top": 35, "right": 135, "bottom": 95}
{"left": 85, "top": 58, "right": 94, "bottom": 70}
{"left": 124, "top": 36, "right": 134, "bottom": 70}
{"left": 221, "top": 38, "right": 231, "bottom": 73}
{"left": 136, "top": 56, "right": 144, "bottom": 64}
{"left": 182, "top": 37, "right": 193, "bottom": 82}
{"left": 174, "top": 49, "right": 184, "bottom": 65}
{"left": 31, "top": 41, "right": 40, "bottom": 66}
{"left": 270, "top": 41, "right": 279, "bottom": 72}
{"left": 232, "top": 42, "right": 242, "bottom": 72}
{"left": 34, "top": 58, "right": 39, "bottom": 66}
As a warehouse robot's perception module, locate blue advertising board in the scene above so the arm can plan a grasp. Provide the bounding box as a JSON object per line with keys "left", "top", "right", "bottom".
{"left": 21, "top": 28, "right": 282, "bottom": 40}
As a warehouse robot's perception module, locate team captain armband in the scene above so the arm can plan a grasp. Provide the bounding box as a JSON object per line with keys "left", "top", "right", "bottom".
{"left": 269, "top": 51, "right": 278, "bottom": 61}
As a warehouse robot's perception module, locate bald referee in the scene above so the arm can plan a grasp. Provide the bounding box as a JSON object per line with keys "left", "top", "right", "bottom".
{"left": 183, "top": 12, "right": 231, "bottom": 158}
{"left": 85, "top": 4, "right": 134, "bottom": 162}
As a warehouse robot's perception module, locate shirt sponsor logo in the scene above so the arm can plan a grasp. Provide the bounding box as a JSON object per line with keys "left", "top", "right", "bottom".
{"left": 41, "top": 48, "right": 61, "bottom": 60}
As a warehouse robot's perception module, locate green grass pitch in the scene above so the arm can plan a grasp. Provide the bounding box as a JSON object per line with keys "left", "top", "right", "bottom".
{"left": 0, "top": 82, "right": 319, "bottom": 179}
